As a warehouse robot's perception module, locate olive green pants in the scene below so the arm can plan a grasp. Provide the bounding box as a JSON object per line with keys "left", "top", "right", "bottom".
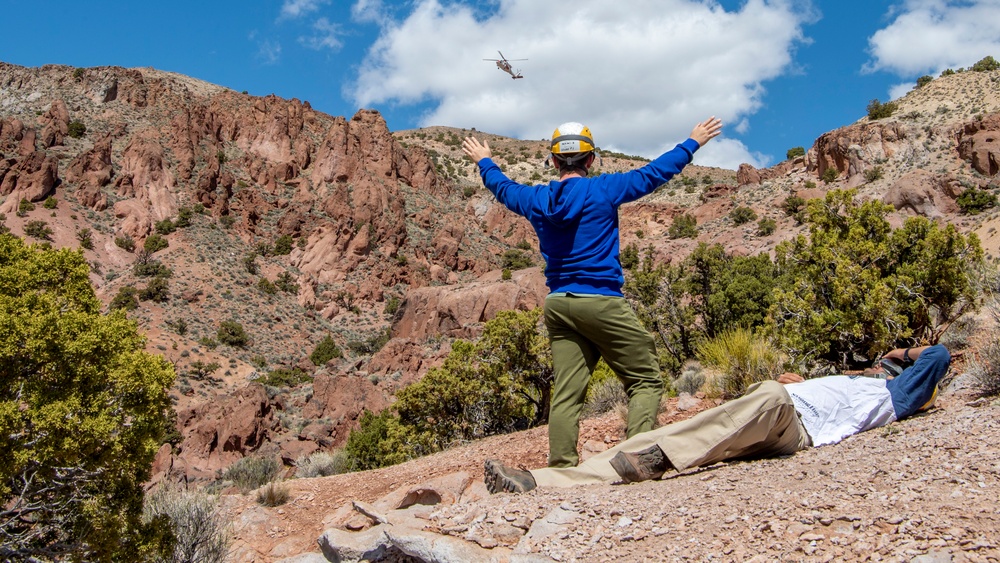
{"left": 544, "top": 295, "right": 663, "bottom": 467}
{"left": 531, "top": 381, "right": 811, "bottom": 487}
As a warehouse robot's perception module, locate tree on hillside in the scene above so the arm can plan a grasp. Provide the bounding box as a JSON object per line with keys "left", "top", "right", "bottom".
{"left": 345, "top": 309, "right": 551, "bottom": 469}
{"left": 769, "top": 189, "right": 982, "bottom": 367}
{"left": 0, "top": 234, "right": 176, "bottom": 561}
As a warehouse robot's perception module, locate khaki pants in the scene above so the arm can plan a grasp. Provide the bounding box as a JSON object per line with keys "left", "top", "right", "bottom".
{"left": 531, "top": 380, "right": 811, "bottom": 487}
{"left": 545, "top": 295, "right": 663, "bottom": 468}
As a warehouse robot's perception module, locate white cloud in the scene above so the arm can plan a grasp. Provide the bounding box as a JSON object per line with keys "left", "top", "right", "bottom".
{"left": 299, "top": 17, "right": 344, "bottom": 51}
{"left": 866, "top": 0, "right": 1000, "bottom": 76}
{"left": 352, "top": 0, "right": 389, "bottom": 24}
{"left": 888, "top": 81, "right": 914, "bottom": 101}
{"left": 280, "top": 0, "right": 331, "bottom": 19}
{"left": 350, "top": 0, "right": 814, "bottom": 167}
{"left": 257, "top": 39, "right": 282, "bottom": 65}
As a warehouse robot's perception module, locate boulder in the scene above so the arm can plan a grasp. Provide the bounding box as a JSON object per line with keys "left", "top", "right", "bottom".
{"left": 957, "top": 113, "right": 1000, "bottom": 177}
{"left": 883, "top": 170, "right": 961, "bottom": 218}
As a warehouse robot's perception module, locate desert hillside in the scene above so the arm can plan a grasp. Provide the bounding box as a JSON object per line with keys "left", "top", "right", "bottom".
{"left": 3, "top": 60, "right": 1000, "bottom": 562}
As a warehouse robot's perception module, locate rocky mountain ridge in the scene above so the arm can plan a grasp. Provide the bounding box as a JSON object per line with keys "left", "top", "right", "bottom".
{"left": 2, "top": 61, "right": 1000, "bottom": 493}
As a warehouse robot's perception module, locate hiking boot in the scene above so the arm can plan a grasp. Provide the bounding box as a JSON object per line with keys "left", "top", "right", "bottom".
{"left": 484, "top": 459, "right": 536, "bottom": 494}
{"left": 609, "top": 445, "right": 671, "bottom": 484}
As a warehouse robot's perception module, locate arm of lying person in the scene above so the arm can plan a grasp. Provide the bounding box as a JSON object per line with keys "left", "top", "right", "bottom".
{"left": 776, "top": 372, "right": 804, "bottom": 384}
{"left": 882, "top": 346, "right": 933, "bottom": 363}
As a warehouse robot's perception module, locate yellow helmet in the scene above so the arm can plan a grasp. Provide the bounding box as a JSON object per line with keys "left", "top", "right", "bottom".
{"left": 551, "top": 122, "right": 595, "bottom": 155}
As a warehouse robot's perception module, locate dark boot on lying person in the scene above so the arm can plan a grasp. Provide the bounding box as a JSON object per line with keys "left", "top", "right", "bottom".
{"left": 610, "top": 444, "right": 672, "bottom": 483}
{"left": 485, "top": 459, "right": 537, "bottom": 493}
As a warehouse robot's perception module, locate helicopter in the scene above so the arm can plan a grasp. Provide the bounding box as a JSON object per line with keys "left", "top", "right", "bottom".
{"left": 484, "top": 51, "right": 527, "bottom": 79}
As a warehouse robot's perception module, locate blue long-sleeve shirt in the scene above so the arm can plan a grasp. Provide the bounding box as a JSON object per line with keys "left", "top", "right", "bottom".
{"left": 476, "top": 138, "right": 701, "bottom": 295}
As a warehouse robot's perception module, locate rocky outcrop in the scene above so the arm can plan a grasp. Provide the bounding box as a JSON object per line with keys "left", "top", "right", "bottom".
{"left": 391, "top": 268, "right": 548, "bottom": 341}
{"left": 0, "top": 150, "right": 59, "bottom": 214}
{"left": 39, "top": 98, "right": 69, "bottom": 148}
{"left": 811, "top": 121, "right": 910, "bottom": 181}
{"left": 115, "top": 129, "right": 179, "bottom": 223}
{"left": 882, "top": 170, "right": 961, "bottom": 218}
{"left": 957, "top": 113, "right": 1000, "bottom": 177}
{"left": 170, "top": 384, "right": 279, "bottom": 480}
{"left": 300, "top": 373, "right": 392, "bottom": 448}
{"left": 65, "top": 134, "right": 113, "bottom": 210}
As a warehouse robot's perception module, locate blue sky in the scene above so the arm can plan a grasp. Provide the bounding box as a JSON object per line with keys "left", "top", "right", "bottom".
{"left": 2, "top": 1, "right": 999, "bottom": 169}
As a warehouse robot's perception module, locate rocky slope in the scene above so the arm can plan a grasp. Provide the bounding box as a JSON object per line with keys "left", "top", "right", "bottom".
{"left": 3, "top": 60, "right": 1000, "bottom": 495}
{"left": 222, "top": 368, "right": 1000, "bottom": 563}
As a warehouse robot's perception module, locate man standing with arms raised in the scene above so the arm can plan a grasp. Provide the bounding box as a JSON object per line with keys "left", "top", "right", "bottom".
{"left": 463, "top": 116, "right": 723, "bottom": 467}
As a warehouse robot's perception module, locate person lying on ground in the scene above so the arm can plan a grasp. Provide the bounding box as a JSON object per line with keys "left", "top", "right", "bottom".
{"left": 484, "top": 345, "right": 950, "bottom": 494}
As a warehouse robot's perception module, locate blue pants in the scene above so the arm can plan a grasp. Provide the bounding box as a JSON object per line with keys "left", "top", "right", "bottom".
{"left": 886, "top": 344, "right": 951, "bottom": 419}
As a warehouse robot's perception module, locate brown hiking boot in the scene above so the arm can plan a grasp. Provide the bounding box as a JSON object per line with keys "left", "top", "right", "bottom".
{"left": 484, "top": 459, "right": 536, "bottom": 494}
{"left": 609, "top": 445, "right": 671, "bottom": 484}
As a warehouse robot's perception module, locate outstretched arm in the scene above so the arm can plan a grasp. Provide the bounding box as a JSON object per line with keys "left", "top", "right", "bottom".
{"left": 462, "top": 137, "right": 493, "bottom": 163}
{"left": 689, "top": 116, "right": 723, "bottom": 147}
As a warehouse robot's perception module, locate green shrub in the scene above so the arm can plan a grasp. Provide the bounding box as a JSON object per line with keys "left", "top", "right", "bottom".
{"left": 956, "top": 187, "right": 997, "bottom": 214}
{"left": 821, "top": 167, "right": 839, "bottom": 184}
{"left": 582, "top": 362, "right": 627, "bottom": 418}
{"left": 310, "top": 335, "right": 342, "bottom": 366}
{"left": 262, "top": 367, "right": 310, "bottom": 387}
{"left": 384, "top": 295, "right": 401, "bottom": 316}
{"left": 67, "top": 120, "right": 86, "bottom": 139}
{"left": 757, "top": 217, "right": 777, "bottom": 236}
{"left": 345, "top": 309, "right": 552, "bottom": 470}
{"left": 143, "top": 487, "right": 230, "bottom": 563}
{"left": 0, "top": 235, "right": 174, "bottom": 561}
{"left": 275, "top": 271, "right": 298, "bottom": 293}
{"left": 501, "top": 268, "right": 512, "bottom": 281}
{"left": 867, "top": 98, "right": 898, "bottom": 120}
{"left": 916, "top": 75, "right": 933, "bottom": 88}
{"left": 864, "top": 166, "right": 884, "bottom": 182}
{"left": 217, "top": 320, "right": 249, "bottom": 347}
{"left": 42, "top": 196, "right": 57, "bottom": 209}
{"left": 24, "top": 220, "right": 53, "bottom": 241}
{"left": 144, "top": 234, "right": 169, "bottom": 253}
{"left": 620, "top": 242, "right": 639, "bottom": 270}
{"left": 220, "top": 215, "right": 236, "bottom": 229}
{"left": 697, "top": 328, "right": 783, "bottom": 399}
{"left": 941, "top": 68, "right": 955, "bottom": 77}
{"left": 134, "top": 258, "right": 172, "bottom": 278}
{"left": 770, "top": 189, "right": 983, "bottom": 365}
{"left": 110, "top": 285, "right": 140, "bottom": 311}
{"left": 257, "top": 277, "right": 277, "bottom": 294}
{"left": 971, "top": 55, "right": 999, "bottom": 72}
{"left": 154, "top": 219, "right": 176, "bottom": 235}
{"left": 115, "top": 235, "right": 136, "bottom": 252}
{"left": 730, "top": 206, "right": 757, "bottom": 225}
{"left": 175, "top": 207, "right": 193, "bottom": 228}
{"left": 76, "top": 228, "right": 94, "bottom": 250}
{"left": 296, "top": 450, "right": 354, "bottom": 478}
{"left": 673, "top": 363, "right": 706, "bottom": 395}
{"left": 501, "top": 249, "right": 533, "bottom": 270}
{"left": 222, "top": 456, "right": 281, "bottom": 494}
{"left": 273, "top": 234, "right": 293, "bottom": 256}
{"left": 187, "top": 360, "right": 221, "bottom": 380}
{"left": 786, "top": 146, "right": 805, "bottom": 160}
{"left": 782, "top": 195, "right": 806, "bottom": 220}
{"left": 139, "top": 277, "right": 170, "bottom": 303}
{"left": 243, "top": 252, "right": 258, "bottom": 274}
{"left": 668, "top": 213, "right": 698, "bottom": 239}
{"left": 17, "top": 198, "right": 35, "bottom": 217}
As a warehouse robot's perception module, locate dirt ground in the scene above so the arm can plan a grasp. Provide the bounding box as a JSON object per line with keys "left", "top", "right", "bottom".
{"left": 222, "top": 371, "right": 1000, "bottom": 563}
